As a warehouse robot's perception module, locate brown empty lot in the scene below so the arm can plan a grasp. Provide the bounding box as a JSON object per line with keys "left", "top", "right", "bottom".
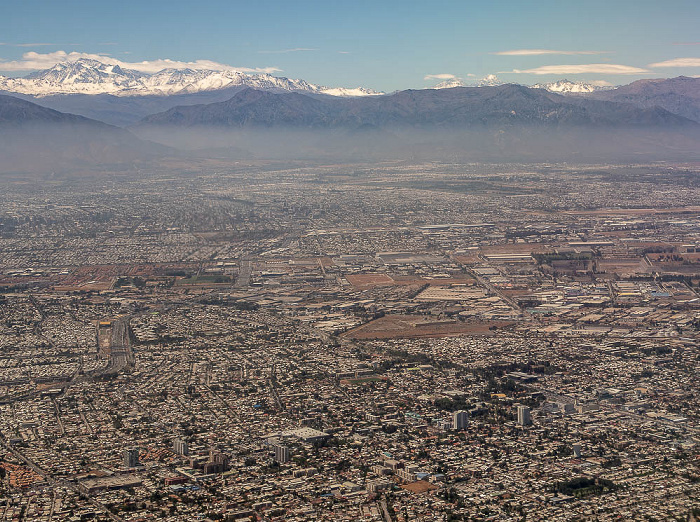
{"left": 346, "top": 273, "right": 395, "bottom": 288}
{"left": 346, "top": 273, "right": 475, "bottom": 289}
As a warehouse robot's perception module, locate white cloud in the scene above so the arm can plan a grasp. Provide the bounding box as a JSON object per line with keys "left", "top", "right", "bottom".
{"left": 493, "top": 49, "right": 609, "bottom": 56}
{"left": 258, "top": 48, "right": 317, "bottom": 54}
{"left": 649, "top": 57, "right": 700, "bottom": 67}
{"left": 0, "top": 50, "right": 281, "bottom": 74}
{"left": 590, "top": 80, "right": 614, "bottom": 87}
{"left": 424, "top": 73, "right": 456, "bottom": 80}
{"left": 505, "top": 64, "right": 649, "bottom": 75}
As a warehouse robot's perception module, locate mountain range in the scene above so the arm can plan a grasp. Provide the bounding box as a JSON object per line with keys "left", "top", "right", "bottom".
{"left": 0, "top": 59, "right": 382, "bottom": 98}
{"left": 137, "top": 84, "right": 693, "bottom": 129}
{"left": 0, "top": 59, "right": 384, "bottom": 126}
{"left": 2, "top": 59, "right": 699, "bottom": 127}
{"left": 128, "top": 84, "right": 699, "bottom": 164}
{"left": 1, "top": 59, "right": 699, "bottom": 173}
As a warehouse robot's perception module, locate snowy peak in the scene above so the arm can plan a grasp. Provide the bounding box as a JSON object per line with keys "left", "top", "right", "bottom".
{"left": 430, "top": 75, "right": 503, "bottom": 89}
{"left": 532, "top": 79, "right": 613, "bottom": 94}
{"left": 476, "top": 74, "right": 503, "bottom": 87}
{"left": 0, "top": 59, "right": 383, "bottom": 98}
{"left": 431, "top": 78, "right": 469, "bottom": 89}
{"left": 25, "top": 58, "right": 144, "bottom": 83}
{"left": 320, "top": 86, "right": 382, "bottom": 97}
{"left": 8, "top": 59, "right": 145, "bottom": 95}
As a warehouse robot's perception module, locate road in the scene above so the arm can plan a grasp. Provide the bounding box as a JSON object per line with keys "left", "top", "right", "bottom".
{"left": 104, "top": 318, "right": 134, "bottom": 374}
{"left": 236, "top": 254, "right": 252, "bottom": 287}
{"left": 466, "top": 264, "right": 523, "bottom": 312}
{"left": 379, "top": 499, "right": 393, "bottom": 522}
{"left": 51, "top": 398, "right": 65, "bottom": 437}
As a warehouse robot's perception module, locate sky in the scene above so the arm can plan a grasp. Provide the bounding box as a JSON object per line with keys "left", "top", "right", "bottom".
{"left": 1, "top": 0, "right": 699, "bottom": 91}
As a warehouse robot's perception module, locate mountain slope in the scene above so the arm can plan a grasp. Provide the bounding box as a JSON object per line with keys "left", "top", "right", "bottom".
{"left": 587, "top": 76, "right": 700, "bottom": 123}
{"left": 0, "top": 95, "right": 163, "bottom": 174}
{"left": 140, "top": 88, "right": 335, "bottom": 127}
{"left": 1, "top": 86, "right": 258, "bottom": 127}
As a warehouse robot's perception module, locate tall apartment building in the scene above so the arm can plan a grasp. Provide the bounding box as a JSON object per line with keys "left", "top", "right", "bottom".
{"left": 517, "top": 405, "right": 532, "bottom": 426}
{"left": 123, "top": 447, "right": 140, "bottom": 468}
{"left": 453, "top": 410, "right": 469, "bottom": 430}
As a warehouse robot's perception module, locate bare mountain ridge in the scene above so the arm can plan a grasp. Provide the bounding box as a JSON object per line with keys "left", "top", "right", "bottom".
{"left": 137, "top": 84, "right": 695, "bottom": 129}
{"left": 586, "top": 76, "right": 700, "bottom": 123}
{"left": 132, "top": 86, "right": 700, "bottom": 163}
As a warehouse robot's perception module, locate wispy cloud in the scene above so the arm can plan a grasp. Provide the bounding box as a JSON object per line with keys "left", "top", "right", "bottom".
{"left": 0, "top": 42, "right": 80, "bottom": 47}
{"left": 424, "top": 73, "right": 456, "bottom": 80}
{"left": 258, "top": 48, "right": 317, "bottom": 54}
{"left": 0, "top": 50, "right": 281, "bottom": 74}
{"left": 504, "top": 64, "right": 649, "bottom": 75}
{"left": 493, "top": 49, "right": 610, "bottom": 56}
{"left": 649, "top": 57, "right": 700, "bottom": 67}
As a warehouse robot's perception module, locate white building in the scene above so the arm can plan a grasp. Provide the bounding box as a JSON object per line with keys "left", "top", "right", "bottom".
{"left": 517, "top": 405, "right": 532, "bottom": 426}
{"left": 274, "top": 444, "right": 290, "bottom": 463}
{"left": 173, "top": 438, "right": 189, "bottom": 456}
{"left": 453, "top": 410, "right": 469, "bottom": 430}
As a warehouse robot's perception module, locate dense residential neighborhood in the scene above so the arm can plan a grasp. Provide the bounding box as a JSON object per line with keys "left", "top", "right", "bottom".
{"left": 0, "top": 163, "right": 698, "bottom": 520}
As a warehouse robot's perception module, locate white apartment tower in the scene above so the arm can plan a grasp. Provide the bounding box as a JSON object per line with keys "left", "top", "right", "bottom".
{"left": 517, "top": 405, "right": 532, "bottom": 426}
{"left": 453, "top": 410, "right": 469, "bottom": 430}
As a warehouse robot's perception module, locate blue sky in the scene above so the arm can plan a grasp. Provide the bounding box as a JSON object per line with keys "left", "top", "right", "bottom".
{"left": 1, "top": 0, "right": 699, "bottom": 90}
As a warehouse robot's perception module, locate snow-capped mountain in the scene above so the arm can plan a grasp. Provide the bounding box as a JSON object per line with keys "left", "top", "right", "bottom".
{"left": 431, "top": 78, "right": 469, "bottom": 89}
{"left": 532, "top": 79, "right": 613, "bottom": 94}
{"left": 476, "top": 74, "right": 503, "bottom": 87}
{"left": 431, "top": 75, "right": 504, "bottom": 90}
{"left": 0, "top": 58, "right": 383, "bottom": 98}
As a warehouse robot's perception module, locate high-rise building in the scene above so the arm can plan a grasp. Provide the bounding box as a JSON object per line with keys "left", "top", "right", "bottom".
{"left": 123, "top": 447, "right": 140, "bottom": 468}
{"left": 274, "top": 444, "right": 290, "bottom": 464}
{"left": 173, "top": 438, "right": 189, "bottom": 456}
{"left": 517, "top": 405, "right": 532, "bottom": 426}
{"left": 452, "top": 410, "right": 469, "bottom": 430}
{"left": 573, "top": 444, "right": 582, "bottom": 458}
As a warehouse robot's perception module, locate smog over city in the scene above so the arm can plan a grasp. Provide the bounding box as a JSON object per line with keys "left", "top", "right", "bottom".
{"left": 0, "top": 1, "right": 699, "bottom": 521}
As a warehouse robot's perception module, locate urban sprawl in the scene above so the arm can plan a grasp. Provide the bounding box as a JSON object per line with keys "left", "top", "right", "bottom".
{"left": 0, "top": 162, "right": 698, "bottom": 521}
